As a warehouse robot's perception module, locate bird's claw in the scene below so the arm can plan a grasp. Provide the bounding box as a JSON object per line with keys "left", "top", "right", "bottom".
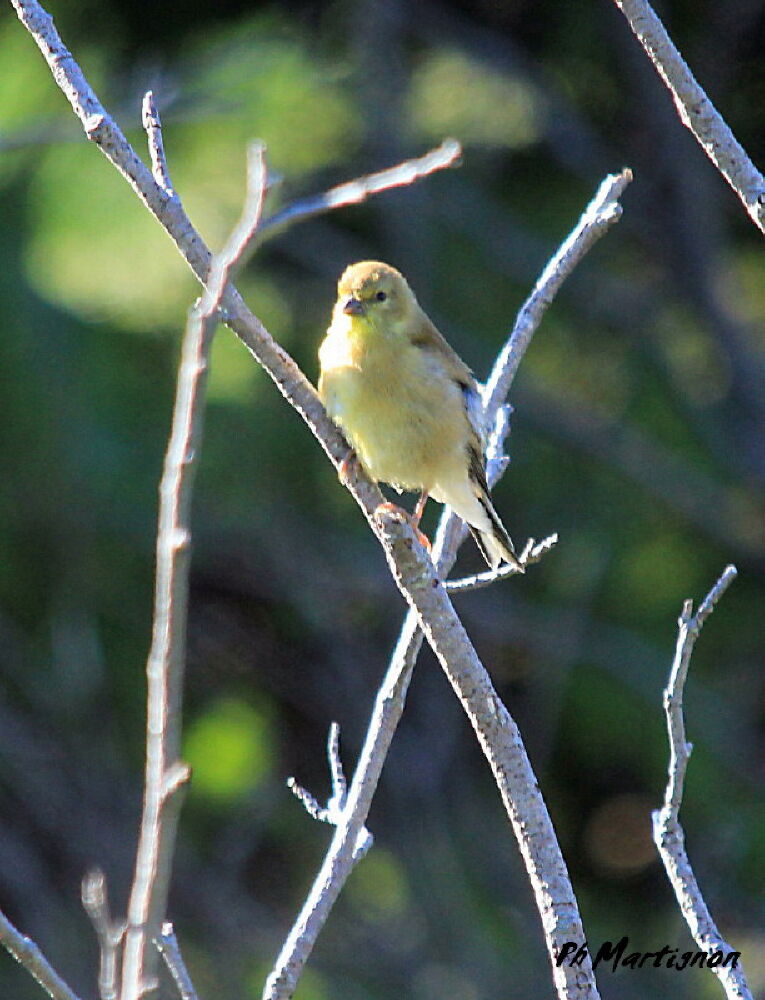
{"left": 415, "top": 527, "right": 432, "bottom": 552}
{"left": 374, "top": 500, "right": 409, "bottom": 521}
{"left": 338, "top": 449, "right": 358, "bottom": 486}
{"left": 373, "top": 502, "right": 432, "bottom": 552}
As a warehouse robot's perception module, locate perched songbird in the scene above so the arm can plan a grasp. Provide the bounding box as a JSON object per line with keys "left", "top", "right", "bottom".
{"left": 318, "top": 261, "right": 522, "bottom": 571}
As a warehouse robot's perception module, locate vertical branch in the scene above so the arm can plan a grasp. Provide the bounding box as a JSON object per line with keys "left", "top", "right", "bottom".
{"left": 611, "top": 0, "right": 765, "bottom": 233}
{"left": 81, "top": 869, "right": 125, "bottom": 1000}
{"left": 652, "top": 565, "right": 751, "bottom": 1000}
{"left": 120, "top": 144, "right": 267, "bottom": 1000}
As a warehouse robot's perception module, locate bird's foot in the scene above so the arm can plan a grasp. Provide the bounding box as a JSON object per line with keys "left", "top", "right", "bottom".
{"left": 374, "top": 502, "right": 432, "bottom": 551}
{"left": 415, "top": 528, "right": 432, "bottom": 552}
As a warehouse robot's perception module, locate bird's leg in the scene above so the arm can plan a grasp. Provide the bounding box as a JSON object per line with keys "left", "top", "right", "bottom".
{"left": 374, "top": 495, "right": 432, "bottom": 553}
{"left": 410, "top": 491, "right": 432, "bottom": 550}
{"left": 340, "top": 453, "right": 432, "bottom": 553}
{"left": 411, "top": 490, "right": 429, "bottom": 529}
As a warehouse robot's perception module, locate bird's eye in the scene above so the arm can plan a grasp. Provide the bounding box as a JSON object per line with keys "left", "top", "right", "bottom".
{"left": 375, "top": 290, "right": 387, "bottom": 302}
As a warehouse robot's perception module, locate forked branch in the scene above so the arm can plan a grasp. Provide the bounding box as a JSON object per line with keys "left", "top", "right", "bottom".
{"left": 653, "top": 565, "right": 751, "bottom": 1000}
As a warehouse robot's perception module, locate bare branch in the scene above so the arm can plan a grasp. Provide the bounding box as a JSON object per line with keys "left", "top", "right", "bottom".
{"left": 482, "top": 168, "right": 633, "bottom": 415}
{"left": 81, "top": 869, "right": 126, "bottom": 1000}
{"left": 9, "top": 0, "right": 207, "bottom": 277}
{"left": 255, "top": 138, "right": 461, "bottom": 243}
{"left": 371, "top": 508, "right": 598, "bottom": 999}
{"left": 155, "top": 923, "right": 199, "bottom": 1000}
{"left": 263, "top": 172, "right": 631, "bottom": 1000}
{"left": 326, "top": 721, "right": 347, "bottom": 805}
{"left": 445, "top": 533, "right": 559, "bottom": 594}
{"left": 287, "top": 723, "right": 372, "bottom": 860}
{"left": 141, "top": 91, "right": 175, "bottom": 197}
{"left": 0, "top": 909, "right": 83, "bottom": 1000}
{"left": 611, "top": 0, "right": 765, "bottom": 234}
{"left": 652, "top": 565, "right": 751, "bottom": 1000}
{"left": 119, "top": 144, "right": 268, "bottom": 1000}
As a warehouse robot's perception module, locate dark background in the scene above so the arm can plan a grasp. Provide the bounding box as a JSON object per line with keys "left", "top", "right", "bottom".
{"left": 1, "top": 1, "right": 764, "bottom": 997}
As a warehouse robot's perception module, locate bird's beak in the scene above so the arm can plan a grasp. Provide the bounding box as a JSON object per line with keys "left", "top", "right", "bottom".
{"left": 342, "top": 296, "right": 364, "bottom": 316}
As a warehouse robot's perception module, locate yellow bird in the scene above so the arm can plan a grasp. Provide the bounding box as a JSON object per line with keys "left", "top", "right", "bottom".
{"left": 318, "top": 261, "right": 523, "bottom": 572}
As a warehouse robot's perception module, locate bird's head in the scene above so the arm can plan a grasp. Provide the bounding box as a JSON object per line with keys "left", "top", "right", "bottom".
{"left": 335, "top": 261, "right": 415, "bottom": 333}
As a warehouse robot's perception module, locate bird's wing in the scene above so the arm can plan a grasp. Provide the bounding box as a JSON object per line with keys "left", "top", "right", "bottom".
{"left": 410, "top": 310, "right": 488, "bottom": 451}
{"left": 461, "top": 379, "right": 487, "bottom": 453}
{"left": 409, "top": 312, "right": 473, "bottom": 381}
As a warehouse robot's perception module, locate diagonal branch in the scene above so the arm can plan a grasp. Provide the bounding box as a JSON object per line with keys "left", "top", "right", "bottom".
{"left": 0, "top": 910, "right": 83, "bottom": 1000}
{"left": 653, "top": 565, "right": 751, "bottom": 1000}
{"left": 155, "top": 923, "right": 199, "bottom": 1000}
{"left": 611, "top": 0, "right": 765, "bottom": 234}
{"left": 255, "top": 138, "right": 461, "bottom": 243}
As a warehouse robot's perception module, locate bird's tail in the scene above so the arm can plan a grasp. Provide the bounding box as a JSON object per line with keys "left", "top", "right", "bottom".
{"left": 469, "top": 495, "right": 524, "bottom": 573}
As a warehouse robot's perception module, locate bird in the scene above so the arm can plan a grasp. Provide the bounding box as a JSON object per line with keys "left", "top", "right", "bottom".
{"left": 318, "top": 260, "right": 523, "bottom": 572}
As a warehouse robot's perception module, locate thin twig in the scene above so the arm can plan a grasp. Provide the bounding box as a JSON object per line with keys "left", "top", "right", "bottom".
{"left": 10, "top": 0, "right": 206, "bottom": 276}
{"left": 255, "top": 138, "right": 461, "bottom": 243}
{"left": 155, "top": 923, "right": 199, "bottom": 1000}
{"left": 611, "top": 0, "right": 765, "bottom": 234}
{"left": 81, "top": 869, "right": 126, "bottom": 1000}
{"left": 482, "top": 169, "right": 633, "bottom": 415}
{"left": 0, "top": 909, "right": 83, "bottom": 1000}
{"left": 652, "top": 565, "right": 750, "bottom": 1000}
{"left": 263, "top": 172, "right": 631, "bottom": 1000}
{"left": 119, "top": 145, "right": 268, "bottom": 1000}
{"left": 141, "top": 91, "right": 175, "bottom": 197}
{"left": 445, "top": 533, "right": 559, "bottom": 593}
{"left": 287, "top": 723, "right": 372, "bottom": 860}
{"left": 326, "top": 721, "right": 347, "bottom": 804}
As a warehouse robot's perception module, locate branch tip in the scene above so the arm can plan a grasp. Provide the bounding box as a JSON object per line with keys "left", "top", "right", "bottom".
{"left": 142, "top": 89, "right": 175, "bottom": 196}
{"left": 155, "top": 924, "right": 199, "bottom": 1000}
{"left": 81, "top": 867, "right": 108, "bottom": 911}
{"left": 256, "top": 137, "right": 462, "bottom": 243}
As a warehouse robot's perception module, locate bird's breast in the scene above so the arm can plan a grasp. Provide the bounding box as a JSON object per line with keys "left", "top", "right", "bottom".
{"left": 319, "top": 326, "right": 468, "bottom": 493}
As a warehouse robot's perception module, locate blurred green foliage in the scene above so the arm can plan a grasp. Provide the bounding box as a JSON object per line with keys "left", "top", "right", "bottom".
{"left": 184, "top": 697, "right": 275, "bottom": 803}
{"left": 1, "top": 1, "right": 765, "bottom": 999}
